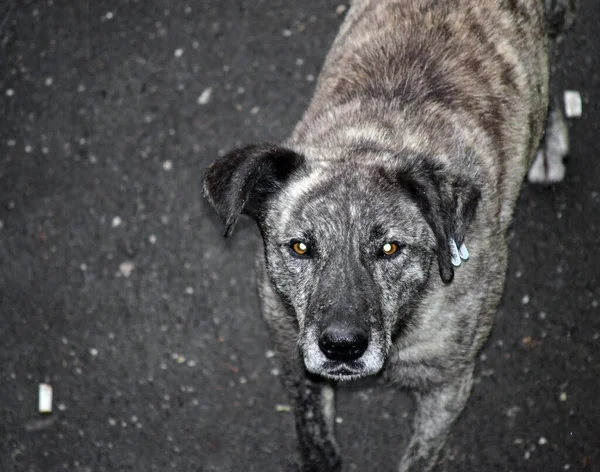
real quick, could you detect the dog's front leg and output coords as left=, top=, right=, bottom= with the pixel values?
left=284, top=369, right=341, bottom=472
left=399, top=369, right=473, bottom=472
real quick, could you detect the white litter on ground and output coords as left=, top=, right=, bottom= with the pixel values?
left=197, top=87, right=213, bottom=105
left=39, top=383, right=53, bottom=413
left=564, top=90, right=582, bottom=118
left=119, top=261, right=135, bottom=277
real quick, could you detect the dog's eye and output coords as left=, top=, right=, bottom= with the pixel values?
left=291, top=241, right=310, bottom=256
left=381, top=242, right=401, bottom=257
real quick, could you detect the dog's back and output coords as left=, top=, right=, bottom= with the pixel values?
left=291, top=0, right=548, bottom=225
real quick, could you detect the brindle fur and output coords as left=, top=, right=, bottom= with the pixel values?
left=203, top=1, right=575, bottom=471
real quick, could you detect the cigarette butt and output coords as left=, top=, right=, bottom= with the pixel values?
left=39, top=383, right=53, bottom=413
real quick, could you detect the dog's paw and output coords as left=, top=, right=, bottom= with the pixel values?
left=528, top=107, right=569, bottom=184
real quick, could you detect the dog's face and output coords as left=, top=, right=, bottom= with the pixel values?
left=261, top=164, right=434, bottom=380
left=203, top=143, right=480, bottom=381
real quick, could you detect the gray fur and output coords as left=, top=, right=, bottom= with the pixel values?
left=203, top=1, right=575, bottom=471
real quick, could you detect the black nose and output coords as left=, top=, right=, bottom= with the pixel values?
left=319, top=323, right=368, bottom=362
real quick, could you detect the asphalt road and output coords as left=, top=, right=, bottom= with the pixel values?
left=1, top=1, right=599, bottom=471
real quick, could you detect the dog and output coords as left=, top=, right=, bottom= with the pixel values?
left=203, top=1, right=575, bottom=470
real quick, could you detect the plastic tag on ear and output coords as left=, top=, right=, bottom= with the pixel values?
left=459, top=243, right=469, bottom=261
left=449, top=239, right=462, bottom=267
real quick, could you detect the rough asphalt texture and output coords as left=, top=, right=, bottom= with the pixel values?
left=1, top=1, right=598, bottom=471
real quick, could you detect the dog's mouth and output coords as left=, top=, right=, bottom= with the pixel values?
left=309, top=359, right=383, bottom=381
left=323, top=363, right=367, bottom=381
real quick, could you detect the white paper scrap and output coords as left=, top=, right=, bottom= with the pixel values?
left=39, top=383, right=53, bottom=413
left=564, top=90, right=582, bottom=118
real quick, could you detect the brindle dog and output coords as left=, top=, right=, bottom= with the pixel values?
left=203, top=1, right=575, bottom=470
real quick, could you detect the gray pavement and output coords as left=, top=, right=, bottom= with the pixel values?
left=1, top=1, right=599, bottom=471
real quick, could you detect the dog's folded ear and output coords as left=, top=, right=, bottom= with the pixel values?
left=203, top=143, right=306, bottom=237
left=398, top=158, right=481, bottom=284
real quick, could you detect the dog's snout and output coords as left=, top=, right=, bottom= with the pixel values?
left=319, top=323, right=368, bottom=362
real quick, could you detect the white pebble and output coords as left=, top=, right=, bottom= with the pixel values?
left=197, top=87, right=213, bottom=105
left=90, top=348, right=98, bottom=356
left=564, top=90, right=582, bottom=118
left=162, top=160, right=173, bottom=171
left=335, top=417, right=343, bottom=424
left=306, top=74, right=315, bottom=82
left=250, top=106, right=260, bottom=115
left=7, top=139, right=16, bottom=147
left=6, top=88, right=14, bottom=96
left=282, top=29, right=292, bottom=37
left=25, top=145, right=32, bottom=153
left=111, top=216, right=122, bottom=228
left=119, top=261, right=135, bottom=278
left=524, top=451, right=531, bottom=460
left=187, top=359, right=196, bottom=367
left=559, top=392, right=567, bottom=402
left=265, top=350, right=275, bottom=359
left=149, top=234, right=157, bottom=244
left=174, top=48, right=184, bottom=58
left=185, top=286, right=194, bottom=295
left=295, top=58, right=305, bottom=66
left=522, top=295, right=530, bottom=305
left=108, top=418, right=117, bottom=426
left=45, top=77, right=53, bottom=86
left=105, top=11, right=114, bottom=20
left=538, top=437, right=547, bottom=445
left=336, top=4, right=348, bottom=15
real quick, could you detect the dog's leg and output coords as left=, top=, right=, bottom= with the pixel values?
left=287, top=375, right=340, bottom=472
left=527, top=101, right=569, bottom=184
left=398, top=370, right=473, bottom=472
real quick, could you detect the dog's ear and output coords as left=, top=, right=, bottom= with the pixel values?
left=203, top=143, right=305, bottom=237
left=398, top=159, right=481, bottom=283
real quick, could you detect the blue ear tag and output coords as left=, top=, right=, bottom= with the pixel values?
left=459, top=243, right=469, bottom=261
left=449, top=238, right=462, bottom=267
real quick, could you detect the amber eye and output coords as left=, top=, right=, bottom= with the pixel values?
left=291, top=241, right=309, bottom=256
left=381, top=242, right=399, bottom=256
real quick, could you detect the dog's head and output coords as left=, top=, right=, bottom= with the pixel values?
left=203, top=143, right=480, bottom=381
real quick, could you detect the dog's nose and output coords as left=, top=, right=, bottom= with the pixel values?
left=319, top=323, right=368, bottom=362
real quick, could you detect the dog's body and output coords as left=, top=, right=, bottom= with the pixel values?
left=204, top=1, right=574, bottom=470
